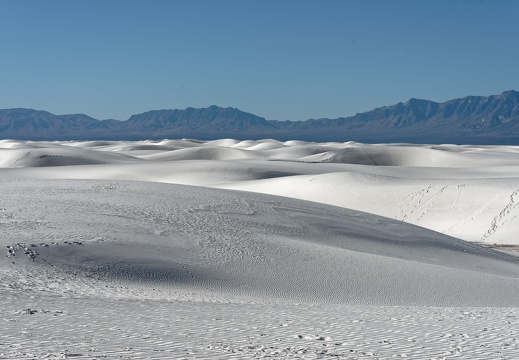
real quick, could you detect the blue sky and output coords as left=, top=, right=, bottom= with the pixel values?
left=1, top=0, right=518, bottom=121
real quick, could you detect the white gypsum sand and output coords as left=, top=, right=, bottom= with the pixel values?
left=1, top=139, right=519, bottom=359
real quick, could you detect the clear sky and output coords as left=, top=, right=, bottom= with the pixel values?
left=1, top=0, right=518, bottom=121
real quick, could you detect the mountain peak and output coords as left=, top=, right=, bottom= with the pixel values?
left=405, top=97, right=435, bottom=107
left=123, top=105, right=274, bottom=135
left=407, top=97, right=426, bottom=103
left=498, top=90, right=519, bottom=100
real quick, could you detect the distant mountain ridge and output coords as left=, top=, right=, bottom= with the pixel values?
left=271, top=90, right=519, bottom=143
left=1, top=91, right=519, bottom=144
left=124, top=105, right=276, bottom=134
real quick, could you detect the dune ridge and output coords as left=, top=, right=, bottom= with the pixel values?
left=2, top=139, right=519, bottom=358
left=2, top=178, right=519, bottom=306
left=2, top=139, right=519, bottom=244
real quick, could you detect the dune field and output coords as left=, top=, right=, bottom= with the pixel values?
left=1, top=139, right=519, bottom=359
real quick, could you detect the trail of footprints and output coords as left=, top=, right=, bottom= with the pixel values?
left=395, top=184, right=519, bottom=242
left=395, top=185, right=436, bottom=222
left=5, top=241, right=85, bottom=263
left=481, top=189, right=519, bottom=241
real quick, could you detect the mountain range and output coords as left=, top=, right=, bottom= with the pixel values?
left=1, top=90, right=518, bottom=144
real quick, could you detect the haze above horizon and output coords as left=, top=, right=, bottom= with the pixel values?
left=1, top=0, right=518, bottom=121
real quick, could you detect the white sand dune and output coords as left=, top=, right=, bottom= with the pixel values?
left=140, top=145, right=267, bottom=161
left=3, top=179, right=519, bottom=307
left=328, top=145, right=519, bottom=167
left=219, top=171, right=519, bottom=244
left=0, top=143, right=140, bottom=167
left=2, top=139, right=519, bottom=358
left=3, top=139, right=519, bottom=245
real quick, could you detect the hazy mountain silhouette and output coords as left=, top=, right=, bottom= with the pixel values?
left=1, top=91, right=518, bottom=144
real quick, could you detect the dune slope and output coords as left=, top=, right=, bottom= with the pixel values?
left=3, top=140, right=519, bottom=359
left=3, top=139, right=519, bottom=245
left=2, top=179, right=519, bottom=307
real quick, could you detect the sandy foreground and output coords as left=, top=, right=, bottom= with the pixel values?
left=1, top=139, right=519, bottom=359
